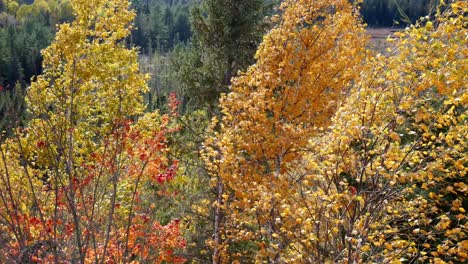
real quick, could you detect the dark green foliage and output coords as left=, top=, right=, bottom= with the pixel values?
left=132, top=0, right=192, bottom=54
left=0, top=3, right=53, bottom=133
left=173, top=0, right=273, bottom=111
left=174, top=12, right=191, bottom=43
left=0, top=83, right=26, bottom=136
left=0, top=25, right=24, bottom=88
left=361, top=0, right=439, bottom=26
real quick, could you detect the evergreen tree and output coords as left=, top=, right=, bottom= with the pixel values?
left=174, top=11, right=191, bottom=43
left=0, top=6, right=53, bottom=134
left=174, top=0, right=273, bottom=111
left=0, top=83, right=26, bottom=137
left=163, top=5, right=175, bottom=48
left=132, top=0, right=192, bottom=53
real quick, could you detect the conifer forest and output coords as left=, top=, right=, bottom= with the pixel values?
left=0, top=0, right=466, bottom=263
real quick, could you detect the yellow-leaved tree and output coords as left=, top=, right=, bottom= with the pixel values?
left=0, top=0, right=185, bottom=262
left=258, top=1, right=466, bottom=263
left=202, top=0, right=367, bottom=262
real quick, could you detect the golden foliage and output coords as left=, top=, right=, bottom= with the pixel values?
left=204, top=0, right=466, bottom=263
left=203, top=0, right=367, bottom=262
left=0, top=0, right=185, bottom=262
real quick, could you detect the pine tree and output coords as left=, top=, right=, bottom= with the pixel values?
left=174, top=0, right=272, bottom=111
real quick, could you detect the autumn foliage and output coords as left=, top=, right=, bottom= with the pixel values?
left=204, top=0, right=466, bottom=263
left=203, top=0, right=368, bottom=262
left=300, top=2, right=467, bottom=261
left=0, top=0, right=185, bottom=262
left=1, top=0, right=466, bottom=263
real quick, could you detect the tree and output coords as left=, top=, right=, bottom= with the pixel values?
left=0, top=0, right=56, bottom=136
left=0, top=0, right=186, bottom=262
left=353, top=2, right=467, bottom=261
left=167, top=0, right=276, bottom=261
left=163, top=5, right=175, bottom=48
left=0, top=0, right=5, bottom=12
left=173, top=11, right=191, bottom=43
left=132, top=0, right=192, bottom=54
left=202, top=1, right=466, bottom=263
left=0, top=83, right=26, bottom=137
left=202, top=0, right=367, bottom=262
left=174, top=0, right=272, bottom=111
left=299, top=2, right=467, bottom=259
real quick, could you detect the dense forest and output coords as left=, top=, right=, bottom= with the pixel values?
left=0, top=0, right=466, bottom=263
left=0, top=0, right=442, bottom=132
